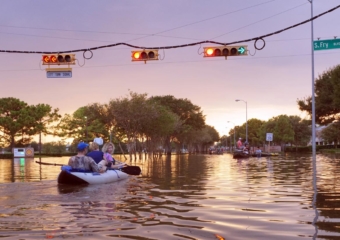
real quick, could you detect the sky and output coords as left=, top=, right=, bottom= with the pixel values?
left=1, top=0, right=340, bottom=141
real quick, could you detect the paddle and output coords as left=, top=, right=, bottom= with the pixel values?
left=119, top=166, right=141, bottom=175
left=35, top=161, right=63, bottom=166
left=35, top=161, right=141, bottom=175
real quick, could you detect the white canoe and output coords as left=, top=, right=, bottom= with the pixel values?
left=57, top=168, right=129, bottom=185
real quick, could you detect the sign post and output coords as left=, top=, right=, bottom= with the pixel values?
left=313, top=39, right=340, bottom=51
left=266, top=133, right=273, bottom=152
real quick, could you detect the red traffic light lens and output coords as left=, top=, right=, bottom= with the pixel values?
left=141, top=52, right=147, bottom=59
left=50, top=55, right=57, bottom=63
left=42, top=55, right=50, bottom=63
left=214, top=49, right=221, bottom=56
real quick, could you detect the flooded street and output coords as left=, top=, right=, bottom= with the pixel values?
left=0, top=153, right=339, bottom=239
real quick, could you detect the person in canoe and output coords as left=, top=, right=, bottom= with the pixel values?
left=243, top=142, right=250, bottom=154
left=237, top=138, right=243, bottom=149
left=68, top=142, right=106, bottom=173
left=86, top=142, right=104, bottom=164
left=99, top=142, right=127, bottom=170
left=255, top=146, right=262, bottom=157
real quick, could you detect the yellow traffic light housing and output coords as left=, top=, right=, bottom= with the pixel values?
left=42, top=54, right=76, bottom=65
left=203, top=46, right=248, bottom=58
left=131, top=50, right=159, bottom=62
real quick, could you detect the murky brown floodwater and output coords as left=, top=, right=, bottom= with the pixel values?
left=0, top=153, right=339, bottom=239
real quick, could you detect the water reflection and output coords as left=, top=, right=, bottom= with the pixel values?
left=0, top=154, right=339, bottom=239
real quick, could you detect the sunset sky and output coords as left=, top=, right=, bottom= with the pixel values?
left=1, top=0, right=340, bottom=140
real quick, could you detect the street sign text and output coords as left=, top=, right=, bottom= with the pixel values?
left=314, top=39, right=340, bottom=51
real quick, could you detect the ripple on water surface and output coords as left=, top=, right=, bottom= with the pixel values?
left=0, top=154, right=340, bottom=239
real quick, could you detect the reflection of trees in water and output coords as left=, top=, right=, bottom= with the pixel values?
left=246, top=153, right=340, bottom=238
left=311, top=154, right=340, bottom=236
left=143, top=154, right=208, bottom=191
left=0, top=158, right=44, bottom=183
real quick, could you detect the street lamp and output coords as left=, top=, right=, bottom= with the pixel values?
left=227, top=121, right=236, bottom=150
left=235, top=99, right=248, bottom=143
left=85, top=116, right=88, bottom=142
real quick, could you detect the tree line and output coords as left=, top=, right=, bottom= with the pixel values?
left=1, top=64, right=340, bottom=154
left=223, top=64, right=340, bottom=149
left=222, top=116, right=311, bottom=150
left=0, top=92, right=219, bottom=157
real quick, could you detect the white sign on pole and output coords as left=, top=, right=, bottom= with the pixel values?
left=46, top=67, right=72, bottom=78
left=266, top=133, right=273, bottom=141
left=47, top=71, right=72, bottom=78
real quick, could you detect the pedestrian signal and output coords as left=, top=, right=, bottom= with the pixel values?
left=131, top=50, right=159, bottom=62
left=42, top=54, right=76, bottom=65
left=203, top=46, right=248, bottom=58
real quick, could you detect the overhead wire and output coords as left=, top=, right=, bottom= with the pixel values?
left=0, top=3, right=339, bottom=54
left=209, top=2, right=308, bottom=40
left=123, top=0, right=278, bottom=43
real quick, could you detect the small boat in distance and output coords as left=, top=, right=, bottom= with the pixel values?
left=251, top=152, right=279, bottom=157
left=233, top=149, right=249, bottom=159
left=233, top=150, right=279, bottom=159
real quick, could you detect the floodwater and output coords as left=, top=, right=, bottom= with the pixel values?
left=0, top=153, right=339, bottom=239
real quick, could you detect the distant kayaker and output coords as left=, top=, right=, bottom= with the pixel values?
left=255, top=146, right=262, bottom=157
left=68, top=142, right=105, bottom=173
left=237, top=138, right=243, bottom=149
left=243, top=143, right=250, bottom=154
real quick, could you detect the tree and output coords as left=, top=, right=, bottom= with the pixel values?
left=288, top=116, right=311, bottom=148
left=321, top=122, right=340, bottom=148
left=274, top=115, right=295, bottom=146
left=151, top=95, right=206, bottom=155
left=57, top=107, right=90, bottom=143
left=0, top=98, right=60, bottom=148
left=240, top=118, right=265, bottom=146
left=0, top=98, right=29, bottom=148
left=108, top=92, right=151, bottom=159
left=298, top=65, right=340, bottom=124
left=141, top=101, right=180, bottom=155
left=260, top=115, right=294, bottom=149
left=31, top=104, right=61, bottom=153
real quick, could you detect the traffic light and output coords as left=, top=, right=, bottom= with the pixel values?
left=131, top=50, right=159, bottom=62
left=203, top=46, right=248, bottom=58
left=42, top=54, right=76, bottom=65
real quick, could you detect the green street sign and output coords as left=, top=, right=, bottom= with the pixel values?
left=314, top=39, right=340, bottom=51
left=238, top=47, right=246, bottom=54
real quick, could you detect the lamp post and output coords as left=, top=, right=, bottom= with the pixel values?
left=308, top=0, right=318, bottom=237
left=227, top=121, right=236, bottom=150
left=85, top=116, right=88, bottom=142
left=235, top=99, right=248, bottom=143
